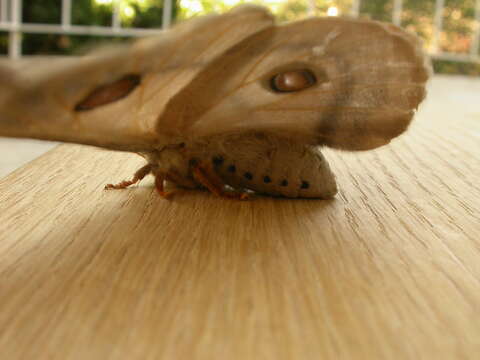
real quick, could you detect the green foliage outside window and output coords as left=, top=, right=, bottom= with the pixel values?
left=0, top=0, right=478, bottom=75
left=1, top=0, right=177, bottom=55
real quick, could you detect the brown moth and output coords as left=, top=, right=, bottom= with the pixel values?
left=0, top=5, right=430, bottom=199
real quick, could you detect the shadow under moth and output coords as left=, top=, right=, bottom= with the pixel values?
left=0, top=5, right=430, bottom=199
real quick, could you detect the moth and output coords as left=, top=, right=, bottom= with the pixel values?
left=0, top=5, right=429, bottom=199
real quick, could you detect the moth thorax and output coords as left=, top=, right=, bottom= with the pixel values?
left=156, top=146, right=189, bottom=175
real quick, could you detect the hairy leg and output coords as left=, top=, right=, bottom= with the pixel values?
left=105, top=163, right=152, bottom=190
left=154, top=173, right=175, bottom=198
left=193, top=162, right=248, bottom=200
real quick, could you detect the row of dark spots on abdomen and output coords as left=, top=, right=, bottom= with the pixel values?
left=212, top=156, right=309, bottom=189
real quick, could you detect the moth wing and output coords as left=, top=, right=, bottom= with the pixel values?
left=164, top=17, right=430, bottom=151
left=0, top=5, right=274, bottom=151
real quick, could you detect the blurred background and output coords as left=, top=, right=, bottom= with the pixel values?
left=0, top=0, right=479, bottom=75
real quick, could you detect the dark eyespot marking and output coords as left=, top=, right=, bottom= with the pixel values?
left=280, top=179, right=288, bottom=187
left=301, top=181, right=310, bottom=189
left=263, top=176, right=271, bottom=183
left=228, top=165, right=236, bottom=173
left=270, top=69, right=316, bottom=93
left=244, top=172, right=253, bottom=180
left=212, top=156, right=224, bottom=166
left=75, top=74, right=141, bottom=111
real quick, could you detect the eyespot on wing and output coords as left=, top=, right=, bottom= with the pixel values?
left=270, top=69, right=316, bottom=92
left=74, top=74, right=141, bottom=111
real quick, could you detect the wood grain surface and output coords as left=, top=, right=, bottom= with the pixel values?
left=0, top=76, right=479, bottom=359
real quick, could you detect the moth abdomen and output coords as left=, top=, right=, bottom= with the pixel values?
left=203, top=133, right=337, bottom=198
left=214, top=156, right=332, bottom=198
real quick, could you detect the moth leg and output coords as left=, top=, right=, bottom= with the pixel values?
left=192, top=162, right=249, bottom=200
left=154, top=173, right=174, bottom=198
left=165, top=170, right=198, bottom=189
left=105, top=163, right=152, bottom=190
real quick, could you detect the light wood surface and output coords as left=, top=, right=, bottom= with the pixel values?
left=0, top=75, right=479, bottom=359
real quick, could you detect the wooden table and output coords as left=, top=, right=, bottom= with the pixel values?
left=1, top=76, right=479, bottom=359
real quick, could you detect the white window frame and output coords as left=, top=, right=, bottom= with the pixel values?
left=0, top=0, right=479, bottom=63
